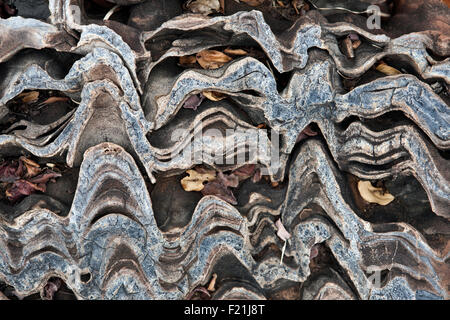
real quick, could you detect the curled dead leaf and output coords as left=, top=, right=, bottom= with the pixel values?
left=183, top=93, right=205, bottom=110
left=39, top=96, right=69, bottom=106
left=186, top=0, right=221, bottom=15
left=6, top=179, right=45, bottom=202
left=43, top=278, right=62, bottom=300
left=223, top=48, right=248, bottom=56
left=181, top=169, right=216, bottom=191
left=20, top=157, right=41, bottom=178
left=29, top=170, right=61, bottom=184
left=357, top=180, right=395, bottom=206
left=19, top=91, right=39, bottom=103
left=19, top=157, right=39, bottom=169
left=375, top=62, right=402, bottom=76
left=0, top=160, right=23, bottom=183
left=202, top=91, right=226, bottom=101
left=232, top=164, right=256, bottom=179
left=342, top=37, right=354, bottom=59
left=275, top=218, right=291, bottom=265
left=310, top=244, right=320, bottom=259
left=352, top=40, right=361, bottom=49
left=240, top=0, right=265, bottom=6
left=296, top=124, right=318, bottom=143
left=196, top=50, right=232, bottom=70
left=186, top=286, right=211, bottom=300
left=275, top=219, right=291, bottom=241
left=257, top=123, right=267, bottom=129
left=179, top=55, right=197, bottom=66
left=207, top=273, right=217, bottom=292
left=201, top=171, right=238, bottom=205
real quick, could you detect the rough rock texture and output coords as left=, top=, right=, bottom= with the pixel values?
left=0, top=0, right=448, bottom=300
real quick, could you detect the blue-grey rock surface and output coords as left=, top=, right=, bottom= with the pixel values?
left=0, top=0, right=448, bottom=300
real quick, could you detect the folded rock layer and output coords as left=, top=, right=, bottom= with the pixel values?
left=0, top=0, right=448, bottom=300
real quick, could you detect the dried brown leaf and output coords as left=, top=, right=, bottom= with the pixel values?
left=186, top=0, right=221, bottom=15
left=275, top=219, right=291, bottom=241
left=357, top=180, right=395, bottom=206
left=223, top=48, right=248, bottom=56
left=181, top=169, right=216, bottom=192
left=182, top=93, right=205, bottom=110
left=296, top=125, right=318, bottom=143
left=232, top=164, right=256, bottom=179
left=257, top=123, right=267, bottom=129
left=39, top=96, right=69, bottom=106
left=375, top=62, right=402, bottom=76
left=43, top=278, right=62, bottom=300
left=196, top=50, right=232, bottom=70
left=19, top=91, right=39, bottom=103
left=29, top=169, right=61, bottom=184
left=5, top=180, right=44, bottom=202
left=241, top=0, right=265, bottom=6
left=0, top=161, right=22, bottom=183
left=352, top=40, right=361, bottom=49
left=179, top=55, right=197, bottom=66
left=207, top=273, right=217, bottom=292
left=201, top=172, right=238, bottom=205
left=186, top=286, right=211, bottom=300
left=342, top=37, right=354, bottom=59
left=202, top=91, right=226, bottom=101
left=19, top=157, right=39, bottom=168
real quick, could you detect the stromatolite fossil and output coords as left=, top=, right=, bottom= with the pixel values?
left=0, top=0, right=448, bottom=300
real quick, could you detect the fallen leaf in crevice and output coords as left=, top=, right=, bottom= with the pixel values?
left=0, top=0, right=17, bottom=18
left=357, top=180, right=395, bottom=206
left=38, top=96, right=69, bottom=106
left=232, top=164, right=256, bottom=179
left=201, top=171, right=238, bottom=205
left=217, top=171, right=239, bottom=188
left=185, top=286, right=211, bottom=300
left=43, top=278, right=62, bottom=300
left=223, top=48, right=248, bottom=56
left=310, top=244, right=320, bottom=259
left=202, top=91, right=226, bottom=101
left=240, top=0, right=266, bottom=6
left=0, top=157, right=61, bottom=202
left=179, top=55, right=197, bottom=67
left=348, top=33, right=360, bottom=41
left=0, top=161, right=23, bottom=183
left=342, top=37, right=354, bottom=58
left=375, top=61, right=402, bottom=76
left=18, top=91, right=39, bottom=104
left=196, top=50, right=232, bottom=70
left=252, top=168, right=262, bottom=183
left=207, top=273, right=217, bottom=292
left=5, top=180, right=45, bottom=202
left=186, top=0, right=221, bottom=15
left=20, top=156, right=41, bottom=178
left=296, top=124, right=318, bottom=143
left=29, top=169, right=62, bottom=184
left=181, top=168, right=216, bottom=192
left=348, top=33, right=362, bottom=49
left=352, top=39, right=361, bottom=49
left=257, top=123, right=267, bottom=129
left=275, top=219, right=291, bottom=241
left=231, top=164, right=264, bottom=183
left=292, top=0, right=309, bottom=15
left=182, top=93, right=205, bottom=110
